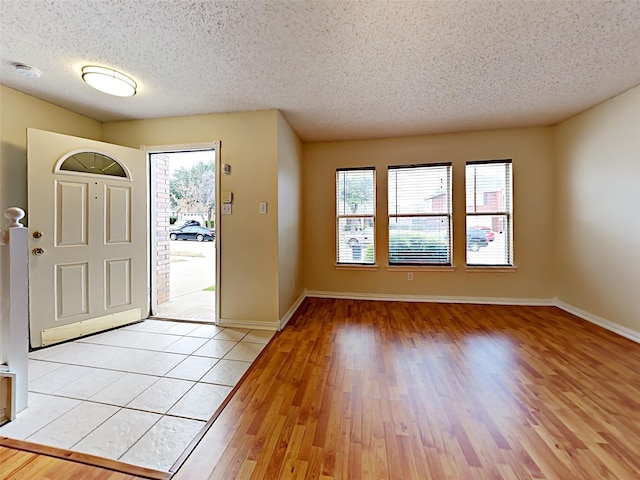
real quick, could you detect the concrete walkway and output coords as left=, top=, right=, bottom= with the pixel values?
left=155, top=240, right=216, bottom=323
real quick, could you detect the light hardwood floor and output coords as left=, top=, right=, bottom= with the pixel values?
left=4, top=299, right=640, bottom=479
left=0, top=443, right=154, bottom=479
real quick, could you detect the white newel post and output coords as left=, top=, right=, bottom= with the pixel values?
left=1, top=207, right=29, bottom=417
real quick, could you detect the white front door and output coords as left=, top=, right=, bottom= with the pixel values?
left=27, top=129, right=149, bottom=348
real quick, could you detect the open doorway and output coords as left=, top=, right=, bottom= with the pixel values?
left=149, top=147, right=218, bottom=323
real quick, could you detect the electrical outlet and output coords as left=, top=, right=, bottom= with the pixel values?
left=407, top=272, right=413, bottom=281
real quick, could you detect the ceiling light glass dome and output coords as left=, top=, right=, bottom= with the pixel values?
left=82, top=66, right=137, bottom=97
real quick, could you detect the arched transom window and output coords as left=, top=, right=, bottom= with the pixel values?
left=58, top=152, right=128, bottom=178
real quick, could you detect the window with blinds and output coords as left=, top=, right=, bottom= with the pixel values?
left=336, top=168, right=376, bottom=264
left=388, top=163, right=452, bottom=265
left=465, top=160, right=513, bottom=266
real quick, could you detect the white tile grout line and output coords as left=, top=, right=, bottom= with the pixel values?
left=8, top=320, right=271, bottom=471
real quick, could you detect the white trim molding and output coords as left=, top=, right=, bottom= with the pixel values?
left=279, top=292, right=306, bottom=330
left=555, top=300, right=640, bottom=345
left=305, top=290, right=554, bottom=306
left=284, top=291, right=640, bottom=346
left=218, top=318, right=279, bottom=331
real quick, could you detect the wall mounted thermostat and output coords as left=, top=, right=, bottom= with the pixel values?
left=222, top=191, right=233, bottom=203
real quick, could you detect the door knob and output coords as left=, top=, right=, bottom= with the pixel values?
left=32, top=248, right=45, bottom=256
left=32, top=231, right=43, bottom=239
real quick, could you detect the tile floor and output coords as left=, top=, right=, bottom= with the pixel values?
left=0, top=319, right=274, bottom=472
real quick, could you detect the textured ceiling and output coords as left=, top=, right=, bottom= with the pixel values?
left=1, top=0, right=639, bottom=142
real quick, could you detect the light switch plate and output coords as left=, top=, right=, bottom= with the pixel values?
left=259, top=201, right=268, bottom=214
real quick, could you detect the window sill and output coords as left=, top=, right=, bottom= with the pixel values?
left=335, top=264, right=380, bottom=271
left=386, top=265, right=457, bottom=272
left=465, top=266, right=518, bottom=273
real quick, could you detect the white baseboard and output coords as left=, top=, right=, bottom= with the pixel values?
left=304, top=290, right=554, bottom=306
left=279, top=292, right=306, bottom=330
left=218, top=293, right=307, bottom=332
left=218, top=318, right=279, bottom=331
left=555, top=300, right=640, bottom=345
left=283, top=291, right=640, bottom=346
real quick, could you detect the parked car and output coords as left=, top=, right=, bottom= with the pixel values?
left=346, top=227, right=374, bottom=247
left=172, top=219, right=201, bottom=229
left=170, top=225, right=215, bottom=242
left=467, top=226, right=489, bottom=251
left=477, top=226, right=495, bottom=242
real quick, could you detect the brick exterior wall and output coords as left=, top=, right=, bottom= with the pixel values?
left=155, top=154, right=171, bottom=304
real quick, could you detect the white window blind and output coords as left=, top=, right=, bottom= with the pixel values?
left=388, top=163, right=452, bottom=265
left=465, top=160, right=513, bottom=266
left=336, top=168, right=376, bottom=264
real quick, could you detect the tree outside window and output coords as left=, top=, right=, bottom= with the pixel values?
left=171, top=160, right=215, bottom=228
left=336, top=168, right=376, bottom=264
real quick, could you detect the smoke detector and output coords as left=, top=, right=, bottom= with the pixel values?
left=14, top=63, right=41, bottom=79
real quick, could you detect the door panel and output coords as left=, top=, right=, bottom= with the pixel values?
left=28, top=129, right=148, bottom=348
left=56, top=181, right=89, bottom=246
left=105, top=258, right=131, bottom=308
left=105, top=185, right=131, bottom=243
left=56, top=263, right=89, bottom=318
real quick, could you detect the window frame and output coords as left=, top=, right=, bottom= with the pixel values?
left=387, top=162, right=453, bottom=267
left=465, top=159, right=513, bottom=267
left=335, top=167, right=376, bottom=266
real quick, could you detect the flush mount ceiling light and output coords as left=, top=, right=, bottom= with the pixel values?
left=81, top=66, right=137, bottom=97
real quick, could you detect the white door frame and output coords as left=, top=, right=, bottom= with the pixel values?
left=144, top=142, right=221, bottom=325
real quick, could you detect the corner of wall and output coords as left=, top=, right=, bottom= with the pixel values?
left=277, top=112, right=304, bottom=320
left=552, top=85, right=640, bottom=335
left=555, top=299, right=640, bottom=345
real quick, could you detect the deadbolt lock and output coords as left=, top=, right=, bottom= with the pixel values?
left=32, top=248, right=45, bottom=256
left=32, top=231, right=43, bottom=239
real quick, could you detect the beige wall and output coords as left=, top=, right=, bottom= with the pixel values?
left=103, top=110, right=285, bottom=328
left=277, top=112, right=304, bottom=319
left=554, top=85, right=640, bottom=333
left=0, top=86, right=102, bottom=343
left=0, top=86, right=102, bottom=216
left=0, top=95, right=302, bottom=331
left=303, top=127, right=555, bottom=300
left=1, top=81, right=637, bottom=341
